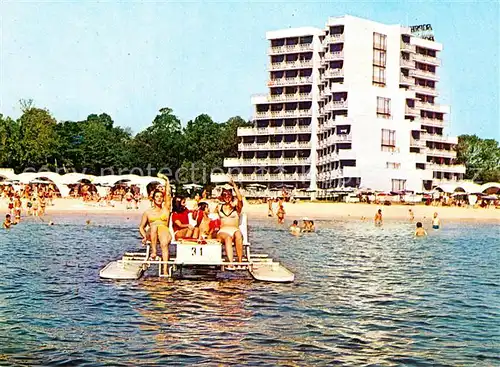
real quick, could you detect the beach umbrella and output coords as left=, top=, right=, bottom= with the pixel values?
left=29, top=179, right=51, bottom=184
left=482, top=194, right=498, bottom=200
left=183, top=183, right=203, bottom=190
left=247, top=183, right=266, bottom=189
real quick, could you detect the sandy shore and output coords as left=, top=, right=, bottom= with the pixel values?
left=1, top=198, right=499, bottom=223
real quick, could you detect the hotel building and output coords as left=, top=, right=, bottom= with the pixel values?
left=212, top=15, right=465, bottom=196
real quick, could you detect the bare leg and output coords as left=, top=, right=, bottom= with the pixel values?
left=150, top=226, right=159, bottom=258
left=218, top=232, right=234, bottom=267
left=158, top=228, right=172, bottom=275
left=175, top=228, right=189, bottom=240
left=192, top=227, right=200, bottom=239
left=234, top=230, right=243, bottom=262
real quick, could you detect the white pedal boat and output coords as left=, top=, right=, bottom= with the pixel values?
left=100, top=214, right=294, bottom=283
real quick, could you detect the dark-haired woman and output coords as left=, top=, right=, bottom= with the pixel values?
left=139, top=174, right=172, bottom=273
left=172, top=196, right=195, bottom=240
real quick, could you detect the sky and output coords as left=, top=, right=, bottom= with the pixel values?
left=1, top=0, right=499, bottom=139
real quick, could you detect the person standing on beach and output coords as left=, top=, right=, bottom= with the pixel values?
left=374, top=209, right=383, bottom=226
left=408, top=209, right=414, bottom=222
left=267, top=198, right=274, bottom=217
left=276, top=199, right=285, bottom=224
left=432, top=212, right=441, bottom=229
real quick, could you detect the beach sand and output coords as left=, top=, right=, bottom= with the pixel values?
left=2, top=198, right=498, bottom=223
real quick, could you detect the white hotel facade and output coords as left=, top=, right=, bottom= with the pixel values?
left=212, top=15, right=465, bottom=196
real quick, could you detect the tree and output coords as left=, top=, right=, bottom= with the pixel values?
left=18, top=107, right=59, bottom=169
left=457, top=134, right=500, bottom=183
left=131, top=107, right=184, bottom=178
left=0, top=114, right=21, bottom=169
left=219, top=116, right=251, bottom=158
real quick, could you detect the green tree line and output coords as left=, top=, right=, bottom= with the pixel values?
left=456, top=135, right=500, bottom=183
left=0, top=102, right=498, bottom=183
left=0, top=102, right=250, bottom=184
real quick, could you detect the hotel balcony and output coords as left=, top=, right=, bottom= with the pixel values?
left=411, top=84, right=439, bottom=96
left=323, top=51, right=344, bottom=62
left=267, top=76, right=313, bottom=87
left=400, top=75, right=414, bottom=85
left=401, top=41, right=416, bottom=53
left=237, top=125, right=312, bottom=136
left=269, top=60, right=313, bottom=71
left=319, top=116, right=352, bottom=132
left=405, top=106, right=419, bottom=116
left=426, top=148, right=457, bottom=158
left=411, top=152, right=427, bottom=164
left=268, top=93, right=313, bottom=103
left=322, top=34, right=344, bottom=45
left=421, top=133, right=458, bottom=144
left=318, top=153, right=337, bottom=165
left=317, top=169, right=344, bottom=181
left=419, top=117, right=445, bottom=128
left=415, top=101, right=448, bottom=113
left=324, top=100, right=347, bottom=111
left=235, top=172, right=311, bottom=182
left=410, top=69, right=440, bottom=81
left=224, top=157, right=311, bottom=167
left=413, top=53, right=441, bottom=66
left=254, top=109, right=312, bottom=119
left=323, top=68, right=344, bottom=79
left=318, top=133, right=352, bottom=148
left=400, top=58, right=415, bottom=69
left=338, top=149, right=356, bottom=160
left=427, top=163, right=466, bottom=174
left=432, top=177, right=463, bottom=185
left=410, top=138, right=426, bottom=148
left=268, top=43, right=314, bottom=55
left=238, top=141, right=312, bottom=151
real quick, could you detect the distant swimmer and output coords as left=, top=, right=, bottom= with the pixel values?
left=432, top=212, right=441, bottom=229
left=3, top=214, right=12, bottom=229
left=408, top=209, right=414, bottom=222
left=308, top=220, right=315, bottom=232
left=374, top=209, right=383, bottom=226
left=289, top=220, right=301, bottom=235
left=415, top=222, right=427, bottom=237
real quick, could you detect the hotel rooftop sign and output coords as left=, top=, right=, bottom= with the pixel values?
left=410, top=24, right=435, bottom=41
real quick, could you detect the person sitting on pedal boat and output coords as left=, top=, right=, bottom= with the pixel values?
left=139, top=174, right=172, bottom=274
left=172, top=196, right=196, bottom=240
left=215, top=177, right=244, bottom=270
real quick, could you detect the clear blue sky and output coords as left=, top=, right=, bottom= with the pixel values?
left=1, top=0, right=498, bottom=139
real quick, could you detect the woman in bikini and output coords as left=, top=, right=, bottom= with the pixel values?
left=215, top=177, right=244, bottom=270
left=276, top=199, right=285, bottom=224
left=139, top=174, right=172, bottom=274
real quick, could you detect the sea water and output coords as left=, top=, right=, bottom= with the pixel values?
left=0, top=215, right=498, bottom=366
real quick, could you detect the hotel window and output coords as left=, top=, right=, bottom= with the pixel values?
left=373, top=49, right=386, bottom=67
left=381, top=129, right=396, bottom=150
left=386, top=162, right=401, bottom=169
left=377, top=97, right=391, bottom=118
left=373, top=32, right=387, bottom=50
left=392, top=179, right=406, bottom=191
left=373, top=66, right=386, bottom=86
left=373, top=32, right=387, bottom=86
